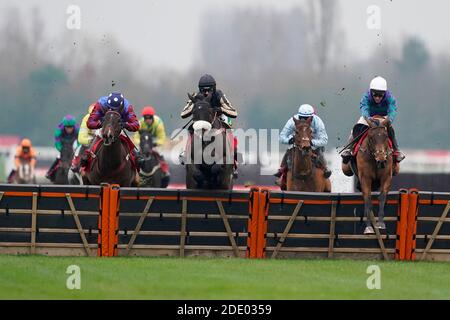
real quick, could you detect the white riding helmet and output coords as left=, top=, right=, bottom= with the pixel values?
left=370, top=76, right=387, bottom=91
left=298, top=104, right=315, bottom=117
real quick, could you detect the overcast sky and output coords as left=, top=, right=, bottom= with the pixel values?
left=2, top=0, right=450, bottom=71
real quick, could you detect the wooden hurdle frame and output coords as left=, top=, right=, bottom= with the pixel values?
left=0, top=185, right=449, bottom=261
left=0, top=186, right=102, bottom=256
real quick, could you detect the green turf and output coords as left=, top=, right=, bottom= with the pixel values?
left=0, top=255, right=449, bottom=299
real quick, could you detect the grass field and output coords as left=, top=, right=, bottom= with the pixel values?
left=0, top=255, right=449, bottom=299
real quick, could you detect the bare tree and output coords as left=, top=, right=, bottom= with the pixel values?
left=306, top=0, right=338, bottom=73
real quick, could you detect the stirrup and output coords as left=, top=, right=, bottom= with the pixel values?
left=323, top=169, right=332, bottom=179
left=341, top=151, right=352, bottom=164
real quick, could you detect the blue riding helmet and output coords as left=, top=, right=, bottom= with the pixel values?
left=105, top=92, right=125, bottom=110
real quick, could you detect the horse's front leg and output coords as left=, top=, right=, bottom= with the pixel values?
left=360, top=178, right=374, bottom=234
left=377, top=178, right=391, bottom=230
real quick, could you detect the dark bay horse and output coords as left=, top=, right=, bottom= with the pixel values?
left=287, top=117, right=331, bottom=192
left=83, top=110, right=138, bottom=187
left=355, top=116, right=393, bottom=234
left=138, top=131, right=165, bottom=188
left=185, top=93, right=234, bottom=190
left=54, top=138, right=75, bottom=185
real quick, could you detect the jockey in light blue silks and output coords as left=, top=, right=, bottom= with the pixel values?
left=340, top=76, right=405, bottom=171
left=274, top=104, right=332, bottom=190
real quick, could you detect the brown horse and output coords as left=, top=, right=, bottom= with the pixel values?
left=286, top=117, right=331, bottom=192
left=185, top=93, right=234, bottom=190
left=355, top=116, right=393, bottom=234
left=83, top=111, right=138, bottom=187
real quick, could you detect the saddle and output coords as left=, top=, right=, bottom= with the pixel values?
left=84, top=135, right=137, bottom=173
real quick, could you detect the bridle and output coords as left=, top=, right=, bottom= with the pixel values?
left=365, top=126, right=392, bottom=163
left=102, top=110, right=121, bottom=145
left=293, top=124, right=312, bottom=155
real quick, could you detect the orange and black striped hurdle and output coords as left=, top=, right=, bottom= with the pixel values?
left=0, top=184, right=449, bottom=261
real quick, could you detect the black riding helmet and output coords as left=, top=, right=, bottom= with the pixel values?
left=198, top=74, right=216, bottom=93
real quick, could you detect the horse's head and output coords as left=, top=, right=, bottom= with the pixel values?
left=366, top=116, right=392, bottom=168
left=102, top=110, right=122, bottom=146
left=293, top=117, right=313, bottom=155
left=189, top=93, right=218, bottom=135
left=139, top=130, right=155, bottom=156
left=60, top=138, right=76, bottom=163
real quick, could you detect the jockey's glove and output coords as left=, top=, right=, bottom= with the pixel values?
left=288, top=137, right=294, bottom=145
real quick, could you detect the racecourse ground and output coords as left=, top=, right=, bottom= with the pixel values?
left=0, top=255, right=449, bottom=299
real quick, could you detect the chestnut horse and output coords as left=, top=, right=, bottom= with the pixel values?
left=83, top=110, right=138, bottom=187
left=355, top=116, right=393, bottom=234
left=287, top=117, right=331, bottom=192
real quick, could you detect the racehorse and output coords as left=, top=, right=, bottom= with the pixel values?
left=185, top=93, right=234, bottom=190
left=138, top=131, right=165, bottom=188
left=83, top=110, right=138, bottom=187
left=54, top=138, right=75, bottom=185
left=14, top=160, right=36, bottom=184
left=286, top=117, right=331, bottom=192
left=346, top=116, right=394, bottom=234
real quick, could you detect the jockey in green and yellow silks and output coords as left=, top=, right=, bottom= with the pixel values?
left=133, top=106, right=167, bottom=147
left=133, top=106, right=170, bottom=187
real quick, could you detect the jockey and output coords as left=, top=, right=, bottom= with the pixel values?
left=45, top=115, right=80, bottom=180
left=7, top=139, right=37, bottom=183
left=85, top=92, right=140, bottom=168
left=133, top=106, right=170, bottom=186
left=275, top=104, right=332, bottom=190
left=181, top=74, right=237, bottom=121
left=70, top=103, right=96, bottom=173
left=340, top=76, right=405, bottom=167
left=180, top=74, right=239, bottom=176
left=133, top=106, right=167, bottom=146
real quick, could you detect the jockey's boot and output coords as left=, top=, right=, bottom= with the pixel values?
left=161, top=173, right=170, bottom=188
left=7, top=170, right=16, bottom=184
left=274, top=151, right=289, bottom=178
left=387, top=125, right=405, bottom=163
left=341, top=148, right=352, bottom=164
left=275, top=166, right=287, bottom=190
left=340, top=133, right=354, bottom=165
left=315, top=148, right=332, bottom=179
left=274, top=168, right=283, bottom=178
